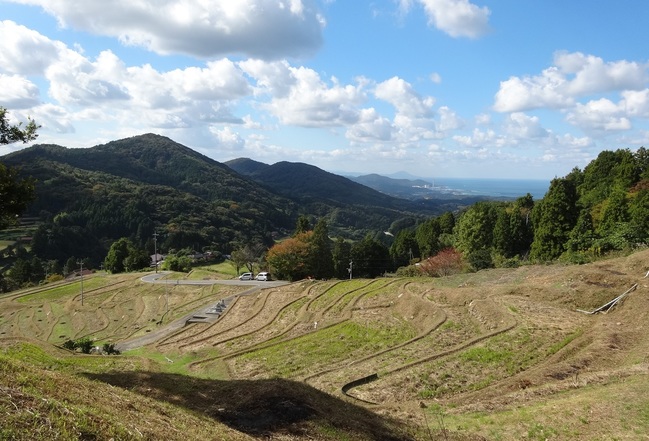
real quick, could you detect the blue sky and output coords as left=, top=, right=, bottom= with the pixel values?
left=1, top=1, right=649, bottom=180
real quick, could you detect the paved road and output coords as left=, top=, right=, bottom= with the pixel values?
left=115, top=273, right=289, bottom=352
left=140, top=272, right=288, bottom=289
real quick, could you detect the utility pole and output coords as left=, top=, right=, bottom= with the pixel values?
left=348, top=260, right=353, bottom=280
left=77, top=260, right=84, bottom=306
left=153, top=231, right=158, bottom=273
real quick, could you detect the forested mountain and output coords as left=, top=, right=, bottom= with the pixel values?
left=227, top=159, right=412, bottom=208
left=1, top=134, right=297, bottom=266
left=225, top=158, right=450, bottom=237
left=0, top=134, right=436, bottom=271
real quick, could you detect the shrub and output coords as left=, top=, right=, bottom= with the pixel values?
left=395, top=265, right=423, bottom=277
left=419, top=248, right=463, bottom=277
left=75, top=337, right=94, bottom=354
left=102, top=343, right=120, bottom=355
left=62, top=339, right=77, bottom=351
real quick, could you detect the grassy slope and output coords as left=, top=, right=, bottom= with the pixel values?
left=1, top=250, right=649, bottom=440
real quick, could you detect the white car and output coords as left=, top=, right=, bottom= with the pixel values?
left=238, top=272, right=253, bottom=280
left=255, top=272, right=270, bottom=281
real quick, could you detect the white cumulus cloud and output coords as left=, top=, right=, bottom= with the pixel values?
left=399, top=0, right=491, bottom=38
left=5, top=0, right=325, bottom=59
left=493, top=51, right=649, bottom=113
left=0, top=74, right=40, bottom=108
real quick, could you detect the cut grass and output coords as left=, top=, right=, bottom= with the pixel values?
left=16, top=276, right=110, bottom=303
left=236, top=319, right=417, bottom=378
left=441, top=375, right=649, bottom=440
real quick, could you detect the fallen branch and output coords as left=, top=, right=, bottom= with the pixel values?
left=577, top=283, right=638, bottom=315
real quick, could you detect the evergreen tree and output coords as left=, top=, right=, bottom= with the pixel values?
left=492, top=207, right=512, bottom=257
left=0, top=163, right=35, bottom=229
left=294, top=215, right=311, bottom=236
left=30, top=257, right=45, bottom=284
left=309, top=219, right=334, bottom=279
left=509, top=194, right=534, bottom=257
left=598, top=186, right=629, bottom=235
left=567, top=209, right=597, bottom=252
left=332, top=237, right=351, bottom=279
left=390, top=229, right=418, bottom=268
left=530, top=178, right=578, bottom=261
left=9, top=258, right=31, bottom=286
left=350, top=235, right=391, bottom=278
left=629, top=188, right=649, bottom=243
left=635, top=146, right=649, bottom=180
left=438, top=211, right=456, bottom=235
left=415, top=217, right=441, bottom=258
left=454, top=202, right=497, bottom=253
left=63, top=256, right=77, bottom=276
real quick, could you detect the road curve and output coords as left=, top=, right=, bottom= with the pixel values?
left=140, top=272, right=288, bottom=289
left=115, top=273, right=289, bottom=351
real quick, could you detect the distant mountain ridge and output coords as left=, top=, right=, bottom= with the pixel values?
left=348, top=173, right=433, bottom=200
left=2, top=135, right=457, bottom=263
left=225, top=158, right=414, bottom=209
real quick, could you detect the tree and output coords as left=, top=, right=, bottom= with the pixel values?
left=0, top=108, right=39, bottom=229
left=104, top=238, right=131, bottom=273
left=567, top=209, right=597, bottom=252
left=63, top=256, right=78, bottom=276
left=0, top=107, right=39, bottom=145
left=266, top=232, right=312, bottom=281
left=309, top=219, right=334, bottom=279
left=492, top=207, right=512, bottom=257
left=390, top=229, right=418, bottom=268
left=419, top=248, right=463, bottom=277
left=162, top=254, right=192, bottom=272
left=294, top=215, right=311, bottom=236
left=453, top=202, right=498, bottom=269
left=530, top=178, right=579, bottom=261
left=509, top=194, right=534, bottom=257
left=332, top=237, right=351, bottom=279
left=629, top=188, right=649, bottom=243
left=8, top=258, right=31, bottom=286
left=104, top=238, right=148, bottom=273
left=415, top=217, right=441, bottom=259
left=350, top=235, right=391, bottom=278
left=438, top=211, right=455, bottom=235
left=0, top=163, right=36, bottom=229
left=231, top=243, right=266, bottom=274
left=598, top=186, right=629, bottom=234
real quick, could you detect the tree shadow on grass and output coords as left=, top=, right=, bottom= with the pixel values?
left=84, top=371, right=416, bottom=440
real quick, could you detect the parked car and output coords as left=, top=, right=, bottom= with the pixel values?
left=239, top=272, right=253, bottom=280
left=255, top=272, right=270, bottom=281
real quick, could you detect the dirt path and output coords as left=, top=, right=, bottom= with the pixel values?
left=115, top=275, right=289, bottom=352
